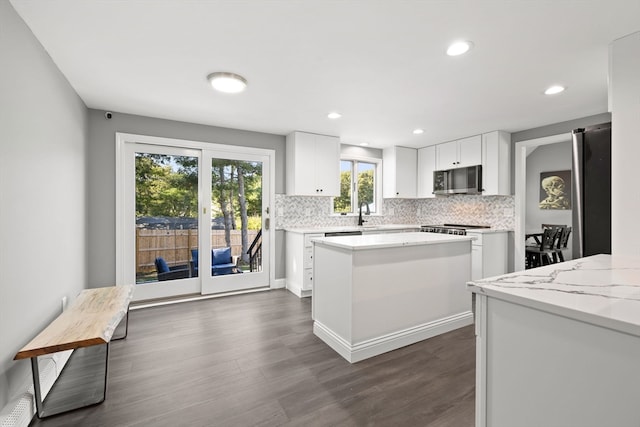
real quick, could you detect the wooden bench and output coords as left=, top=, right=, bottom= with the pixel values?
left=14, top=285, right=134, bottom=418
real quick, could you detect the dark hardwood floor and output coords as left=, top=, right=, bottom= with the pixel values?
left=30, top=289, right=475, bottom=427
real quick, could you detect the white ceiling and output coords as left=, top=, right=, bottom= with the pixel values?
left=10, top=0, right=640, bottom=148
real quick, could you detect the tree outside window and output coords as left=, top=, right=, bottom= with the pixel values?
left=334, top=159, right=377, bottom=214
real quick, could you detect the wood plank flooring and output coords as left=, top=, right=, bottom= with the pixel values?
left=30, top=289, right=475, bottom=427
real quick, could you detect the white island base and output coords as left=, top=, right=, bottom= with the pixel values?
left=312, top=232, right=473, bottom=363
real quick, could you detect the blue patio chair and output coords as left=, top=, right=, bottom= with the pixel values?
left=155, top=257, right=190, bottom=281
left=190, top=248, right=241, bottom=277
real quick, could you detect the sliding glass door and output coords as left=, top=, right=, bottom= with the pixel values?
left=117, top=134, right=272, bottom=302
left=200, top=150, right=270, bottom=294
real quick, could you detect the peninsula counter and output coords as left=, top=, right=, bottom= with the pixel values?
left=468, top=254, right=640, bottom=427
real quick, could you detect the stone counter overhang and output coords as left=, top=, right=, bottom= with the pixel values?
left=467, top=254, right=640, bottom=337
left=311, top=231, right=473, bottom=251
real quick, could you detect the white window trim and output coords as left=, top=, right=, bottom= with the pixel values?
left=332, top=154, right=382, bottom=216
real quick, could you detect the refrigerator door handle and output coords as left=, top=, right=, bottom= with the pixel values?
left=572, top=129, right=585, bottom=259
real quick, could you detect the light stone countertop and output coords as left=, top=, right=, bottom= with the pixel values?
left=284, top=224, right=420, bottom=234
left=311, top=231, right=473, bottom=251
left=467, top=254, right=640, bottom=337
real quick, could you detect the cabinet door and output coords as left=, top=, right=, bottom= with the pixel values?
left=314, top=135, right=340, bottom=196
left=417, top=146, right=436, bottom=198
left=395, top=147, right=417, bottom=197
left=471, top=245, right=483, bottom=280
left=458, top=135, right=482, bottom=167
left=286, top=132, right=340, bottom=196
left=294, top=133, right=317, bottom=195
left=481, top=131, right=511, bottom=195
left=436, top=140, right=458, bottom=169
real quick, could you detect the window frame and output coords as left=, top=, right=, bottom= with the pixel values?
left=333, top=155, right=382, bottom=215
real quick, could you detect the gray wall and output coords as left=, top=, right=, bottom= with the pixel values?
left=510, top=112, right=612, bottom=192
left=86, top=110, right=287, bottom=287
left=0, top=2, right=89, bottom=409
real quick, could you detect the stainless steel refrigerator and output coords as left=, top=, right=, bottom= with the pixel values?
left=571, top=122, right=611, bottom=259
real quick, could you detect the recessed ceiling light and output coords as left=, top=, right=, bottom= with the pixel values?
left=544, top=85, right=566, bottom=95
left=413, top=128, right=425, bottom=135
left=360, top=142, right=369, bottom=146
left=447, top=41, right=473, bottom=56
left=207, top=72, right=247, bottom=93
left=327, top=112, right=342, bottom=119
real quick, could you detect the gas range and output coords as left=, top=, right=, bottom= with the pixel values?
left=420, top=224, right=491, bottom=236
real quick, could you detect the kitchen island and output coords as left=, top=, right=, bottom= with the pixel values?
left=312, top=232, right=473, bottom=363
left=468, top=254, right=640, bottom=427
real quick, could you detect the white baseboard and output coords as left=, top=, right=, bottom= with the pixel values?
left=272, top=278, right=286, bottom=289
left=285, top=281, right=312, bottom=298
left=0, top=350, right=72, bottom=427
left=313, top=311, right=474, bottom=363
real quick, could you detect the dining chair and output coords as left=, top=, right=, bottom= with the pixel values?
left=552, top=226, right=572, bottom=262
left=525, top=227, right=559, bottom=268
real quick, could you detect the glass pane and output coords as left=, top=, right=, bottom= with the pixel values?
left=135, top=153, right=198, bottom=284
left=210, top=158, right=263, bottom=276
left=357, top=162, right=376, bottom=213
left=335, top=160, right=353, bottom=213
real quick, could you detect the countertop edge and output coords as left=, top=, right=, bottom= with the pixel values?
left=468, top=283, right=640, bottom=338
left=312, top=234, right=473, bottom=250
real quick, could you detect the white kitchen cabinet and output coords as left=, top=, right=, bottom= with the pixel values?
left=466, top=230, right=508, bottom=280
left=286, top=227, right=420, bottom=298
left=481, top=131, right=511, bottom=195
left=383, top=146, right=417, bottom=198
left=417, top=145, right=436, bottom=198
left=286, top=131, right=340, bottom=196
left=435, top=135, right=482, bottom=170
left=286, top=231, right=322, bottom=298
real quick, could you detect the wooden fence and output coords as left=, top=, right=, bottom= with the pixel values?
left=136, top=229, right=259, bottom=273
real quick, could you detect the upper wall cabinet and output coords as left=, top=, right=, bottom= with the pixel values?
left=481, top=131, right=511, bottom=195
left=435, top=135, right=482, bottom=170
left=417, top=145, right=436, bottom=198
left=286, top=131, right=340, bottom=196
left=383, top=146, right=417, bottom=198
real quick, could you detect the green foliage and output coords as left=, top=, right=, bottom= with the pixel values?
left=136, top=154, right=264, bottom=230
left=358, top=170, right=374, bottom=204
left=333, top=165, right=375, bottom=213
left=334, top=170, right=352, bottom=213
left=135, top=154, right=198, bottom=217
left=246, top=216, right=262, bottom=230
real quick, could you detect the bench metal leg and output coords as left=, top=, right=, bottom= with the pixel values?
left=30, top=343, right=110, bottom=418
left=112, top=305, right=130, bottom=341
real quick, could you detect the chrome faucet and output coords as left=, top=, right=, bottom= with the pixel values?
left=358, top=202, right=370, bottom=226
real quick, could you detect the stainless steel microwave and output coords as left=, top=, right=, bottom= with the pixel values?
left=433, top=165, right=482, bottom=195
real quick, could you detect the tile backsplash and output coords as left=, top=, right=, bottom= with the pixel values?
left=275, top=194, right=514, bottom=230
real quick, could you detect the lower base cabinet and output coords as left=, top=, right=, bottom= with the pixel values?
left=467, top=231, right=508, bottom=280
left=285, top=232, right=322, bottom=297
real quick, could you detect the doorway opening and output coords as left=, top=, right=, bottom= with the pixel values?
left=514, top=133, right=571, bottom=271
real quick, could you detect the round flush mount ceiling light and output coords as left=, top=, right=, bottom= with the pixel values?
left=544, top=85, right=566, bottom=95
left=447, top=40, right=473, bottom=56
left=327, top=112, right=342, bottom=119
left=207, top=72, right=247, bottom=93
left=413, top=128, right=425, bottom=135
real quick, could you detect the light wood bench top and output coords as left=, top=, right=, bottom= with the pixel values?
left=14, top=285, right=134, bottom=360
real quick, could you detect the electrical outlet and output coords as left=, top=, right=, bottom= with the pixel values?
left=277, top=207, right=284, bottom=217
left=305, top=208, right=311, bottom=216
left=503, top=208, right=513, bottom=217
left=388, top=208, right=395, bottom=216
